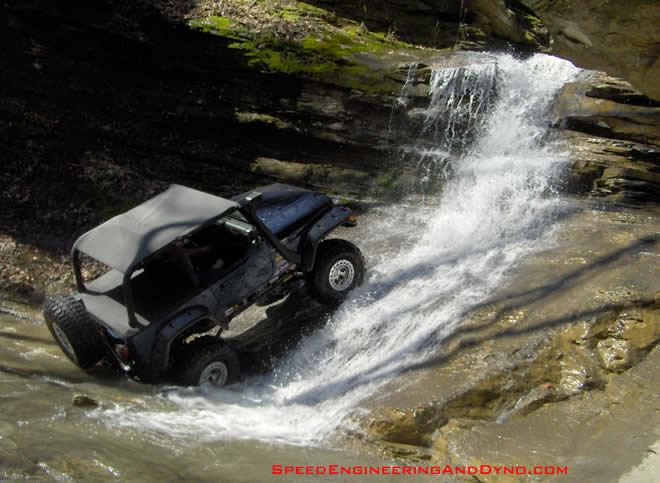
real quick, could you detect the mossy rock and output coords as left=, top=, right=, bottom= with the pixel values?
left=188, top=12, right=425, bottom=94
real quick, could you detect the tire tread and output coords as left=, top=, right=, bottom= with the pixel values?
left=43, top=294, right=104, bottom=369
left=174, top=336, right=240, bottom=387
left=310, top=239, right=365, bottom=305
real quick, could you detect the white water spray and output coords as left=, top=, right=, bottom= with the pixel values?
left=100, top=54, right=579, bottom=446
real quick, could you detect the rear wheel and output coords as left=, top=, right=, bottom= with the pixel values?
left=309, top=239, right=365, bottom=305
left=176, top=337, right=240, bottom=388
left=43, top=295, right=105, bottom=369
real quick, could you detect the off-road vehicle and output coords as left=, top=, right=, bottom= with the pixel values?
left=44, top=184, right=364, bottom=387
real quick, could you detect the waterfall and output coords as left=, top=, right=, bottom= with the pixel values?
left=391, top=54, right=501, bottom=186
left=422, top=61, right=497, bottom=147
left=99, top=54, right=580, bottom=446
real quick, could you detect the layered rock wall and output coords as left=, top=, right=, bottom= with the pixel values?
left=554, top=72, right=660, bottom=202
left=521, top=0, right=660, bottom=101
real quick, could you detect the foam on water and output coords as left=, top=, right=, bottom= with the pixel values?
left=99, top=54, right=579, bottom=446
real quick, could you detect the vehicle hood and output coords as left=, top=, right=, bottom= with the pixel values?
left=233, top=184, right=332, bottom=238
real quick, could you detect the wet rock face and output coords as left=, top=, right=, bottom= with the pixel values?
left=520, top=0, right=660, bottom=101
left=366, top=407, right=441, bottom=448
left=306, top=0, right=463, bottom=48
left=554, top=72, right=660, bottom=203
left=590, top=304, right=660, bottom=373
left=306, top=0, right=549, bottom=50
left=361, top=293, right=660, bottom=457
left=354, top=205, right=660, bottom=462
left=555, top=72, right=660, bottom=146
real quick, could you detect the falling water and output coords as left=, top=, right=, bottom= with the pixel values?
left=395, top=55, right=500, bottom=185
left=423, top=61, right=497, bottom=144
left=98, top=54, right=579, bottom=446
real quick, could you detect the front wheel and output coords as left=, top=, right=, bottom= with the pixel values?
left=309, top=239, right=365, bottom=305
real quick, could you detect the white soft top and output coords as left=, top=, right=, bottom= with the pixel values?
left=73, top=184, right=238, bottom=273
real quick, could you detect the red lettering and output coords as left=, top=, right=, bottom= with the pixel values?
left=273, top=462, right=566, bottom=477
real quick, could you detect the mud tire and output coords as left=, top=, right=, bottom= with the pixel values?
left=309, top=239, right=365, bottom=305
left=43, top=295, right=105, bottom=369
left=175, top=337, right=240, bottom=388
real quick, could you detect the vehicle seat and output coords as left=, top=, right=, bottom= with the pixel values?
left=199, top=257, right=225, bottom=285
left=167, top=244, right=200, bottom=288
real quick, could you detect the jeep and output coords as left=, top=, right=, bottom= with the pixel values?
left=43, top=183, right=364, bottom=387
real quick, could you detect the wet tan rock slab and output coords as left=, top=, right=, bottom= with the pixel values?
left=354, top=201, right=659, bottom=479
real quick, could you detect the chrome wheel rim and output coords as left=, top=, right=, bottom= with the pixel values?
left=53, top=323, right=78, bottom=363
left=199, top=362, right=229, bottom=387
left=328, top=259, right=355, bottom=292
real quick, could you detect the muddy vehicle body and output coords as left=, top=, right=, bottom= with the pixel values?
left=44, top=184, right=364, bottom=387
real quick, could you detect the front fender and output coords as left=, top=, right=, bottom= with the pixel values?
left=300, top=205, right=352, bottom=271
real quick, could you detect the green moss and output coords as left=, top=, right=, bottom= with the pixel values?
left=189, top=16, right=240, bottom=39
left=235, top=111, right=292, bottom=129
left=375, top=169, right=399, bottom=188
left=242, top=35, right=394, bottom=91
left=187, top=6, right=426, bottom=94
left=267, top=2, right=332, bottom=22
left=370, top=168, right=418, bottom=200
left=296, top=2, right=332, bottom=18
left=516, top=11, right=548, bottom=48
left=301, top=28, right=408, bottom=56
left=525, top=14, right=543, bottom=30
